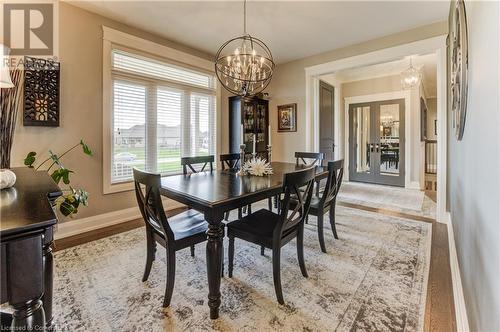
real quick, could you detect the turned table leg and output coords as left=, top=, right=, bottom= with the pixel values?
left=204, top=213, right=224, bottom=319
left=42, top=240, right=54, bottom=328
left=11, top=299, right=45, bottom=330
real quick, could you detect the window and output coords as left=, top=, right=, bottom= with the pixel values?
left=109, top=49, right=217, bottom=184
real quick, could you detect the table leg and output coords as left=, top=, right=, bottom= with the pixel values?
left=11, top=299, right=45, bottom=330
left=205, top=214, right=224, bottom=319
left=42, top=241, right=54, bottom=328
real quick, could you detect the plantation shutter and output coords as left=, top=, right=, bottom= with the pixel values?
left=110, top=49, right=216, bottom=183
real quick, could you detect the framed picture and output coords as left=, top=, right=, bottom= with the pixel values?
left=420, top=97, right=427, bottom=141
left=277, top=103, right=297, bottom=132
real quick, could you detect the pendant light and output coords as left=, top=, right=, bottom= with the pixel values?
left=400, top=57, right=422, bottom=90
left=214, top=0, right=275, bottom=97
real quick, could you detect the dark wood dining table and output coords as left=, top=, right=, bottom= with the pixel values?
left=160, top=161, right=328, bottom=319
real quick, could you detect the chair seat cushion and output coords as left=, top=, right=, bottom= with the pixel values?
left=168, top=209, right=208, bottom=240
left=290, top=195, right=322, bottom=212
left=227, top=209, right=281, bottom=240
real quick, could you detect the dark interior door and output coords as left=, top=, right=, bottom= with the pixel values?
left=319, top=81, right=335, bottom=161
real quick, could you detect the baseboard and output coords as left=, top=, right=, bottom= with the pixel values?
left=444, top=212, right=470, bottom=331
left=55, top=199, right=185, bottom=240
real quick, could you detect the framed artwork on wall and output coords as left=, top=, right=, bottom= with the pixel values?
left=420, top=97, right=428, bottom=141
left=449, top=0, right=468, bottom=140
left=277, top=103, right=297, bottom=132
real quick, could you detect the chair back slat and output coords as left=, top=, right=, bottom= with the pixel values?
left=133, top=168, right=175, bottom=242
left=295, top=152, right=325, bottom=167
left=276, top=167, right=316, bottom=236
left=321, top=159, right=344, bottom=207
left=181, top=155, right=215, bottom=175
left=220, top=153, right=241, bottom=170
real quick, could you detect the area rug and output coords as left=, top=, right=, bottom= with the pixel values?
left=52, top=204, right=431, bottom=332
left=338, top=182, right=425, bottom=212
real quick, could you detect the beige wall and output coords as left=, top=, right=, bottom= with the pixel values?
left=10, top=3, right=213, bottom=220
left=447, top=1, right=500, bottom=330
left=266, top=21, right=447, bottom=163
left=10, top=5, right=446, bottom=220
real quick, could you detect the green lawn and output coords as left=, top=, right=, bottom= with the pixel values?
left=114, top=146, right=181, bottom=159
left=114, top=146, right=209, bottom=174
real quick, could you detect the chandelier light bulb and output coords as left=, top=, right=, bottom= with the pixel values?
left=214, top=0, right=275, bottom=96
left=400, top=57, right=422, bottom=90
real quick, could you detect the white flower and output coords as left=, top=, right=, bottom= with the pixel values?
left=242, top=157, right=273, bottom=176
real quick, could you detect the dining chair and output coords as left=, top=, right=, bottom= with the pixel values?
left=219, top=153, right=251, bottom=220
left=133, top=168, right=208, bottom=307
left=268, top=152, right=325, bottom=213
left=227, top=167, right=316, bottom=305
left=290, top=159, right=344, bottom=253
left=294, top=152, right=325, bottom=167
left=181, top=155, right=214, bottom=175
left=219, top=153, right=241, bottom=171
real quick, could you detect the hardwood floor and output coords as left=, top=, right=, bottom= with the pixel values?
left=54, top=207, right=187, bottom=252
left=424, top=221, right=457, bottom=332
left=53, top=203, right=455, bottom=331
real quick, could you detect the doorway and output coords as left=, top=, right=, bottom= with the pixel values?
left=349, top=98, right=405, bottom=186
left=319, top=80, right=335, bottom=161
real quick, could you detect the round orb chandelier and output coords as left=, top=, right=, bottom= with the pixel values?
left=400, top=57, right=422, bottom=90
left=215, top=0, right=275, bottom=97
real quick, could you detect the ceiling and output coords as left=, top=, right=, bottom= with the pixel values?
left=321, top=53, right=437, bottom=98
left=68, top=1, right=449, bottom=64
left=327, top=53, right=437, bottom=97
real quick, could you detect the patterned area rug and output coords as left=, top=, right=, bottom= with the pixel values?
left=53, top=204, right=431, bottom=331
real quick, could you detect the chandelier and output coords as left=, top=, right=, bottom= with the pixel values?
left=400, top=57, right=422, bottom=90
left=215, top=0, right=275, bottom=97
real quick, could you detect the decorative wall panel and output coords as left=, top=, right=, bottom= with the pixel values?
left=23, top=57, right=60, bottom=127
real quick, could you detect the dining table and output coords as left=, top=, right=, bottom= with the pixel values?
left=160, top=161, right=328, bottom=319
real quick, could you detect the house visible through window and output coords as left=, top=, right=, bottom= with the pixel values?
left=110, top=49, right=216, bottom=183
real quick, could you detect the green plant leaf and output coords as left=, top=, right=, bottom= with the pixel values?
left=24, top=152, right=37, bottom=167
left=59, top=200, right=77, bottom=217
left=80, top=140, right=92, bottom=156
left=51, top=168, right=73, bottom=185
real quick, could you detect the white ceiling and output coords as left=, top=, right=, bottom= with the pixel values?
left=326, top=53, right=437, bottom=97
left=68, top=1, right=449, bottom=64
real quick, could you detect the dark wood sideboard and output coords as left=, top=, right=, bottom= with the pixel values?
left=0, top=168, right=61, bottom=330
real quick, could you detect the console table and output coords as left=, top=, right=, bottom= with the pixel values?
left=0, top=168, right=61, bottom=330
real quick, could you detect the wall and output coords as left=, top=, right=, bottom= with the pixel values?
left=10, top=2, right=214, bottom=220
left=266, top=21, right=447, bottom=163
left=447, top=1, right=500, bottom=330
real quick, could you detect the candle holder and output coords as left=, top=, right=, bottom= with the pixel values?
left=267, top=145, right=272, bottom=162
left=237, top=144, right=246, bottom=176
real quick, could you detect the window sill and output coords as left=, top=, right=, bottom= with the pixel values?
left=103, top=181, right=134, bottom=195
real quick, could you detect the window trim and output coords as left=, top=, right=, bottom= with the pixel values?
left=102, top=26, right=220, bottom=194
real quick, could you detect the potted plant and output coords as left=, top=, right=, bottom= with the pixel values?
left=24, top=140, right=92, bottom=217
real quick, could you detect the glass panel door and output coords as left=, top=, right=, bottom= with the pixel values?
left=349, top=103, right=375, bottom=183
left=349, top=99, right=405, bottom=186
left=379, top=103, right=401, bottom=176
left=242, top=100, right=255, bottom=154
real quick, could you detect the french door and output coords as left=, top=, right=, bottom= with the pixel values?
left=348, top=99, right=405, bottom=187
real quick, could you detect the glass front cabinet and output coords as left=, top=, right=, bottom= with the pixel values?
left=229, top=96, right=269, bottom=160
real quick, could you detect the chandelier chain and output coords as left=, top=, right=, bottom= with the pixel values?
left=243, top=0, right=247, bottom=35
